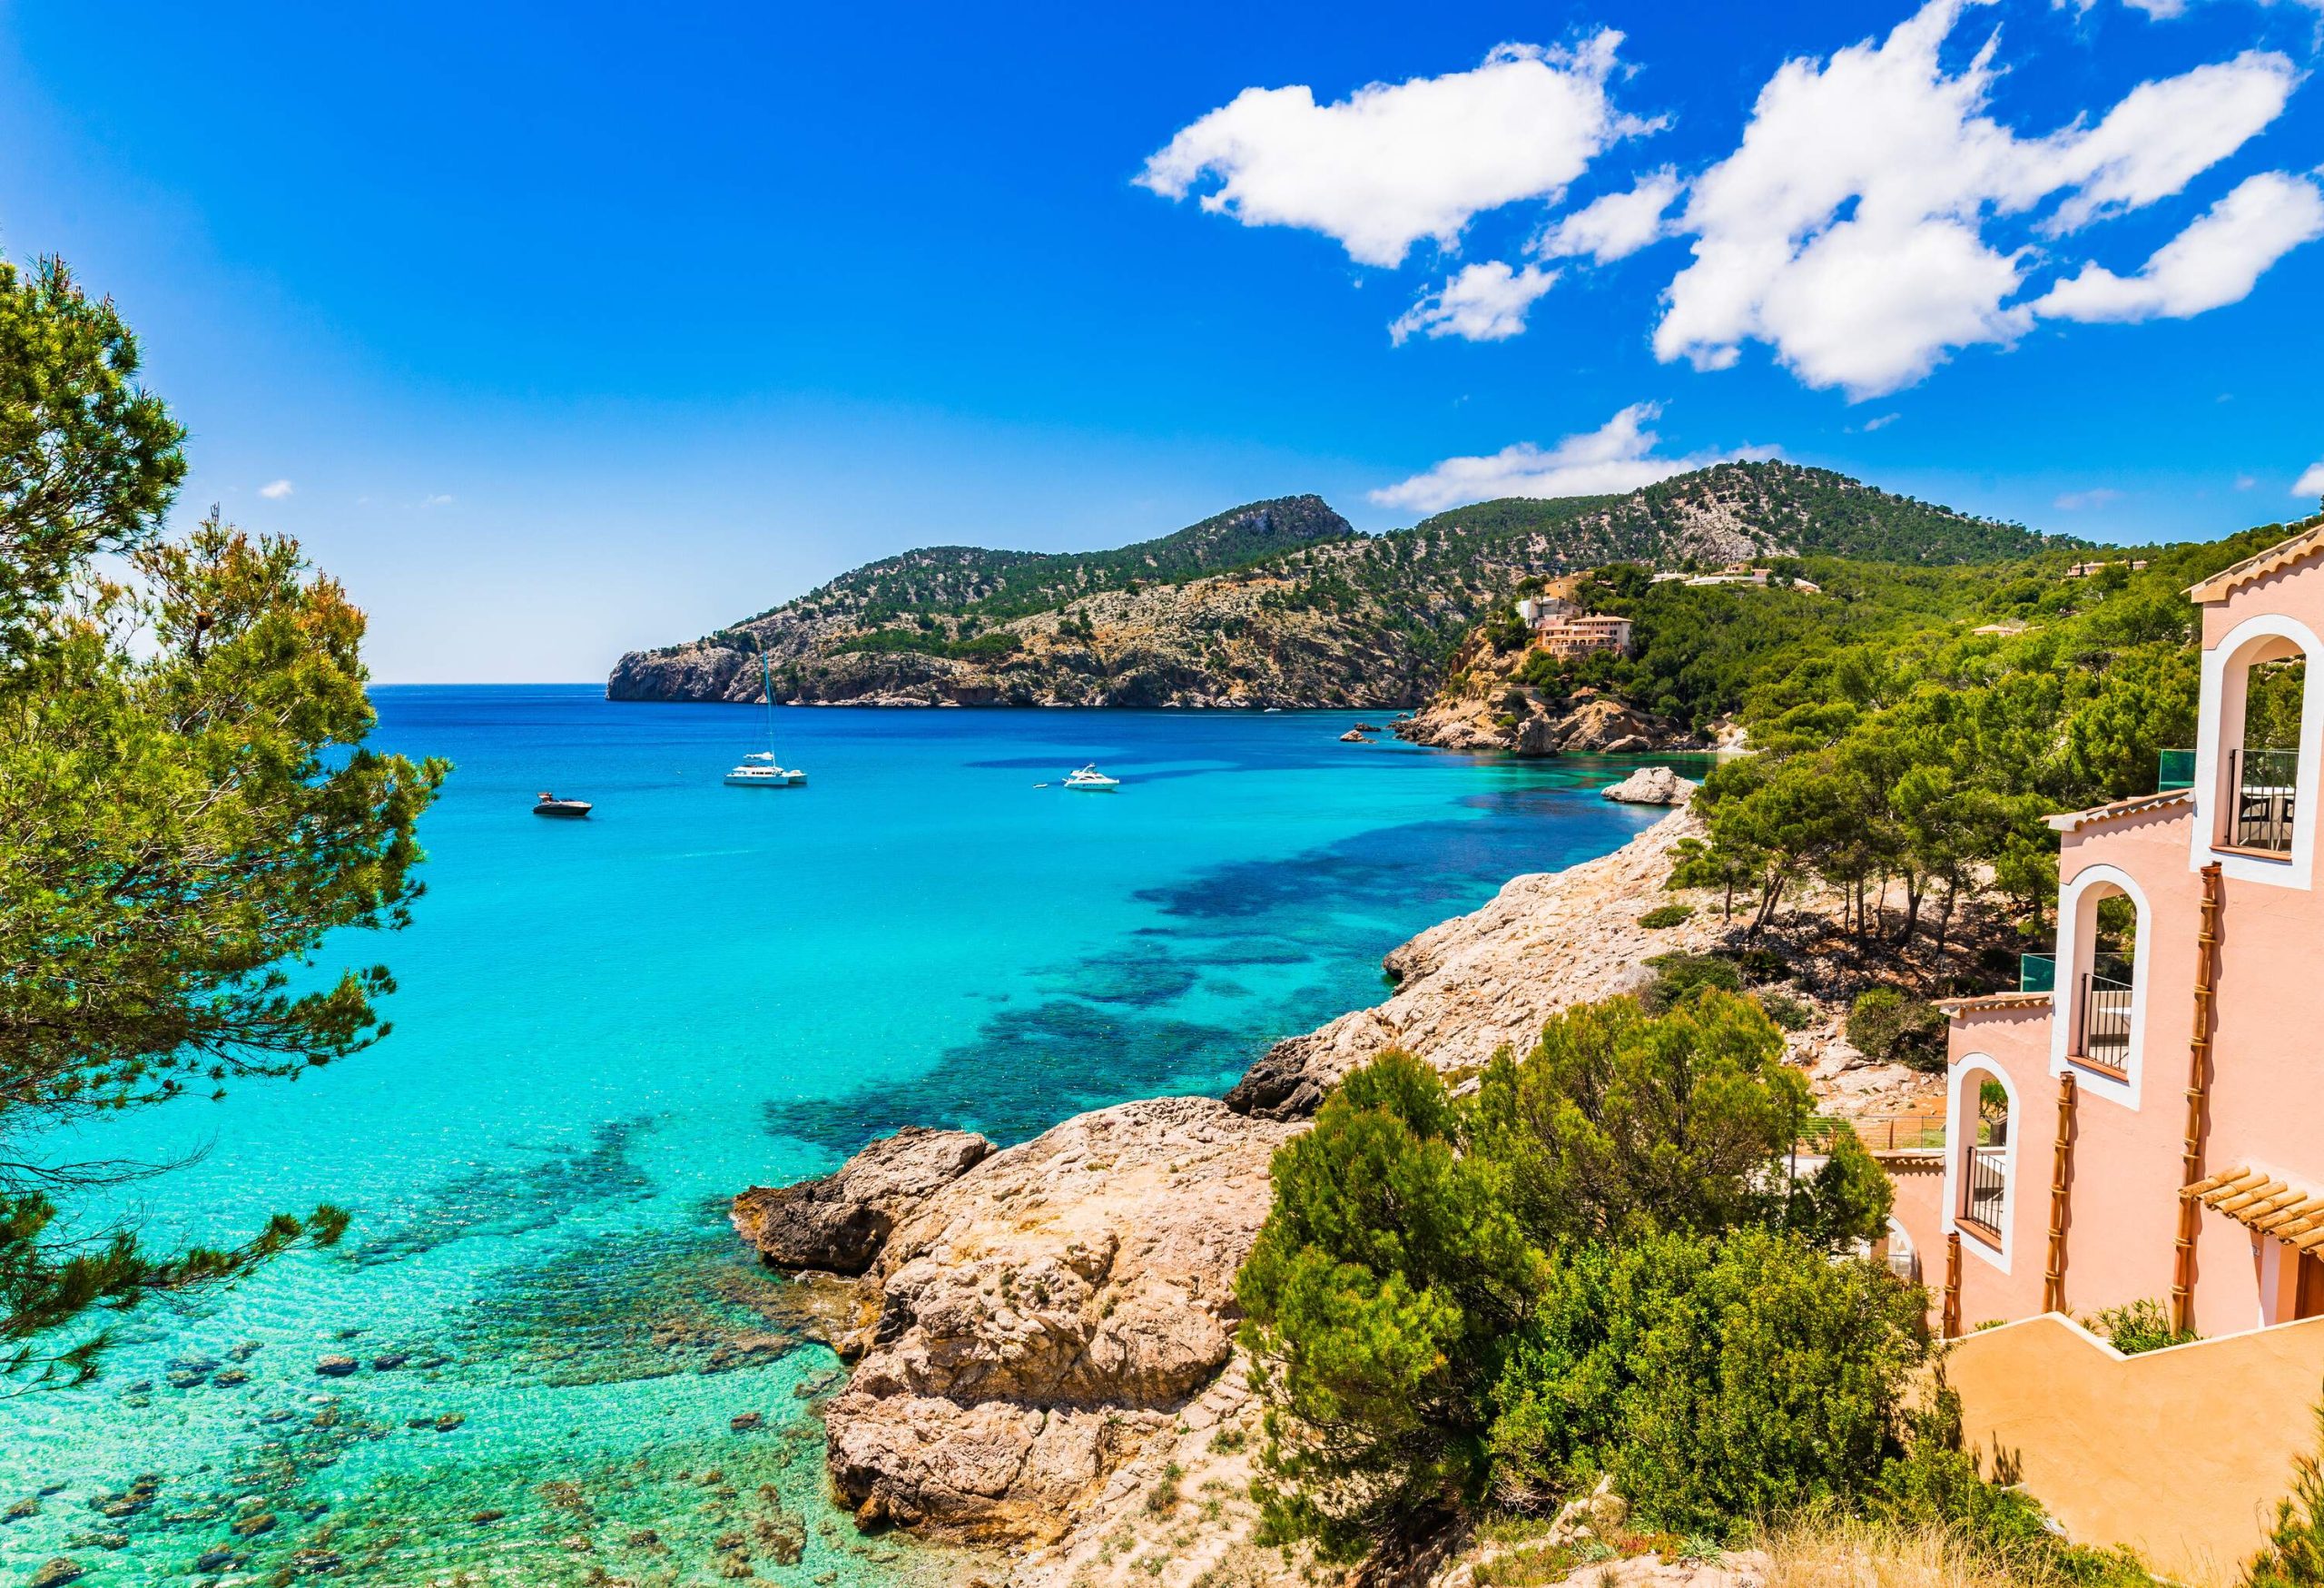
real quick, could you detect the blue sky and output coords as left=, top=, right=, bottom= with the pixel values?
left=2, top=1, right=2319, bottom=681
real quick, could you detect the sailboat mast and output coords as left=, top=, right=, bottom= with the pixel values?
left=761, top=648, right=776, bottom=752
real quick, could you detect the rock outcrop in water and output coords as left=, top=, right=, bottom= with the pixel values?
left=740, top=1099, right=1288, bottom=1545
left=1600, top=765, right=1699, bottom=805
left=733, top=1127, right=995, bottom=1277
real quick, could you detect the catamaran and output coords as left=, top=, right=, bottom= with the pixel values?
left=726, top=650, right=806, bottom=787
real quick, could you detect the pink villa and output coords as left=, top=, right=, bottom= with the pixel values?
left=1514, top=597, right=1633, bottom=657
left=1881, top=517, right=2324, bottom=1579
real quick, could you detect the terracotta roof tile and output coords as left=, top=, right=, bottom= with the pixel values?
left=2045, top=788, right=2194, bottom=833
left=2194, top=1167, right=2324, bottom=1246
left=2186, top=518, right=2324, bottom=603
left=1935, top=991, right=2053, bottom=1014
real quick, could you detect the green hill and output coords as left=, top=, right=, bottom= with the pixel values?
left=607, top=462, right=2076, bottom=709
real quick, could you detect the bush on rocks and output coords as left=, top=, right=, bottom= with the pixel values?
left=1845, top=989, right=1945, bottom=1070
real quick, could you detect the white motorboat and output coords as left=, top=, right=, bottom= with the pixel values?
left=727, top=652, right=806, bottom=787
left=1062, top=764, right=1119, bottom=791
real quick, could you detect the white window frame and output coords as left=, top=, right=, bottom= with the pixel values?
left=2191, top=612, right=2322, bottom=890
left=1943, top=1056, right=2019, bottom=1275
left=2047, top=864, right=2151, bottom=1111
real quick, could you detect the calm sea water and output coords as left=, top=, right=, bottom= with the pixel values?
left=2, top=688, right=1673, bottom=1586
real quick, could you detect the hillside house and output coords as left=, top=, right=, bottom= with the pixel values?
left=1512, top=595, right=1633, bottom=657
left=1649, top=563, right=1822, bottom=594
left=1540, top=613, right=1633, bottom=657
left=1879, top=518, right=2324, bottom=1576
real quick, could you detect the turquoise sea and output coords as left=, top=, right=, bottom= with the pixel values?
left=2, top=688, right=1672, bottom=1587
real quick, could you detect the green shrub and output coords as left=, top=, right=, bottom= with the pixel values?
left=1846, top=989, right=1945, bottom=1070
left=1758, top=991, right=1817, bottom=1031
left=1239, top=995, right=1900, bottom=1556
left=2083, top=1297, right=2197, bottom=1356
left=1473, top=991, right=1886, bottom=1249
left=1641, top=952, right=1744, bottom=1013
left=1639, top=903, right=1696, bottom=930
left=1487, top=1227, right=1926, bottom=1534
left=1237, top=1051, right=1541, bottom=1559
left=1730, top=947, right=1790, bottom=983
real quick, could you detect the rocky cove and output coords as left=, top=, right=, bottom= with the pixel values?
left=729, top=799, right=1936, bottom=1588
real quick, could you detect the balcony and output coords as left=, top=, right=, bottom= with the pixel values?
left=2229, top=746, right=2298, bottom=853
left=2073, top=952, right=2133, bottom=1075
left=1964, top=1144, right=2009, bottom=1241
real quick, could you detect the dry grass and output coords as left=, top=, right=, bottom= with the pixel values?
left=1763, top=1514, right=2029, bottom=1588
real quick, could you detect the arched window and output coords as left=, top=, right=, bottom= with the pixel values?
left=1956, top=1066, right=2013, bottom=1243
left=2073, top=883, right=2136, bottom=1074
left=2217, top=634, right=2307, bottom=853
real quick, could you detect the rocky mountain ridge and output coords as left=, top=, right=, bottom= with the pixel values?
left=611, top=463, right=2058, bottom=709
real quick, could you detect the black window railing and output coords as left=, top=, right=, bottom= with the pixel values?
left=2076, top=952, right=2133, bottom=1070
left=2230, top=746, right=2299, bottom=852
left=1965, top=1146, right=2008, bottom=1234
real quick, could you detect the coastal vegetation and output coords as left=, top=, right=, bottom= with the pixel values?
left=0, top=256, right=441, bottom=1384
left=1669, top=523, right=2309, bottom=953
left=1422, top=509, right=2315, bottom=967
left=1236, top=996, right=1904, bottom=1558
left=1235, top=1001, right=2146, bottom=1582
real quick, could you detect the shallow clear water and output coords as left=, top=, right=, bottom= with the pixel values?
left=1, top=689, right=1678, bottom=1586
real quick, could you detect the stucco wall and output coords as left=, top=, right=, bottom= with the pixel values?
left=1944, top=1312, right=2324, bottom=1583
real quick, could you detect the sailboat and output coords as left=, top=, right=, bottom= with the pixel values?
left=725, top=649, right=807, bottom=787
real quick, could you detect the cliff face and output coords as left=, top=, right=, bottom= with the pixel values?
left=1389, top=617, right=1725, bottom=756
left=611, top=463, right=2060, bottom=708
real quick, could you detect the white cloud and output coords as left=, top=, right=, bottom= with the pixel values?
left=421, top=493, right=456, bottom=508
left=2084, top=0, right=2324, bottom=18
left=2054, top=487, right=2125, bottom=509
left=2236, top=473, right=2260, bottom=490
left=1652, top=0, right=2299, bottom=397
left=1368, top=402, right=1776, bottom=513
left=2036, top=54, right=2299, bottom=233
left=1857, top=413, right=1902, bottom=431
left=1390, top=261, right=1560, bottom=343
left=1537, top=169, right=1684, bottom=262
left=2297, top=461, right=2324, bottom=498
left=1137, top=35, right=1649, bottom=268
left=2034, top=172, right=2324, bottom=321
left=259, top=478, right=294, bottom=499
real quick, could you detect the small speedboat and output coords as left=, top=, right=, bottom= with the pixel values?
left=1062, top=764, right=1119, bottom=791
left=533, top=791, right=593, bottom=819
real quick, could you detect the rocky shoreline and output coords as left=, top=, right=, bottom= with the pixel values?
left=729, top=798, right=1935, bottom=1585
